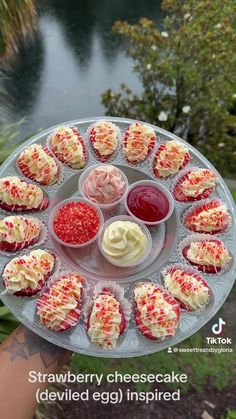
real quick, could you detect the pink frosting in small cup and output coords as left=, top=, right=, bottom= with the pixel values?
left=83, top=166, right=126, bottom=205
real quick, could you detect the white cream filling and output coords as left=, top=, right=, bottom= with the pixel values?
left=102, top=221, right=148, bottom=264
left=164, top=270, right=209, bottom=310
left=124, top=123, right=155, bottom=162
left=0, top=176, right=44, bottom=209
left=3, top=249, right=54, bottom=293
left=88, top=293, right=122, bottom=349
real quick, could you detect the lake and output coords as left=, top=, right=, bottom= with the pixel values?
left=4, top=0, right=163, bottom=141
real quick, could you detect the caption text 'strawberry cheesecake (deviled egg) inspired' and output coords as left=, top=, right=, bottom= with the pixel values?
left=123, top=122, right=156, bottom=164
left=17, top=144, right=60, bottom=186
left=89, top=120, right=120, bottom=162
left=100, top=217, right=151, bottom=267
left=162, top=266, right=210, bottom=311
left=37, top=274, right=84, bottom=332
left=0, top=215, right=41, bottom=252
left=154, top=140, right=190, bottom=179
left=51, top=199, right=103, bottom=246
left=183, top=200, right=231, bottom=234
left=2, top=249, right=55, bottom=296
left=87, top=288, right=126, bottom=349
left=181, top=237, right=231, bottom=274
left=80, top=165, right=127, bottom=206
left=173, top=168, right=218, bottom=202
left=0, top=176, right=49, bottom=212
left=134, top=282, right=180, bottom=340
left=48, top=126, right=87, bottom=169
left=126, top=180, right=174, bottom=225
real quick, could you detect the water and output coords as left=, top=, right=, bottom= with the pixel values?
left=4, top=0, right=163, bottom=141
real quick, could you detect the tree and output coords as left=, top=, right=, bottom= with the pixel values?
left=0, top=0, right=37, bottom=60
left=102, top=0, right=236, bottom=176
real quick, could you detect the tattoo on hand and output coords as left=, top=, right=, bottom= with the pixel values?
left=3, top=326, right=69, bottom=368
left=3, top=337, right=28, bottom=361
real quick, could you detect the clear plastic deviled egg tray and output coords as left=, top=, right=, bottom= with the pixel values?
left=0, top=117, right=235, bottom=358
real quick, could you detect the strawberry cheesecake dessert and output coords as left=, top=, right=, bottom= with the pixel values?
left=154, top=140, right=190, bottom=179
left=183, top=200, right=231, bottom=234
left=162, top=266, right=210, bottom=311
left=0, top=215, right=41, bottom=252
left=0, top=176, right=49, bottom=212
left=181, top=237, right=231, bottom=273
left=134, top=282, right=180, bottom=340
left=173, top=168, right=218, bottom=202
left=87, top=288, right=126, bottom=349
left=48, top=126, right=87, bottom=169
left=37, top=273, right=84, bottom=331
left=123, top=122, right=156, bottom=164
left=89, top=120, right=120, bottom=162
left=17, top=144, right=60, bottom=185
left=2, top=249, right=55, bottom=296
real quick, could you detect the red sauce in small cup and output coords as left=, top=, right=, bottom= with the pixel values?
left=127, top=185, right=169, bottom=222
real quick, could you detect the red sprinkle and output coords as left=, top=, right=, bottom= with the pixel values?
left=53, top=202, right=100, bottom=244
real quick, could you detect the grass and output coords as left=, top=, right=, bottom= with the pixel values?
left=0, top=122, right=22, bottom=163
left=231, top=191, right=236, bottom=202
left=71, top=320, right=236, bottom=394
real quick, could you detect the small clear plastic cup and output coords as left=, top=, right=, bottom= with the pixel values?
left=98, top=215, right=152, bottom=268
left=78, top=164, right=129, bottom=211
left=125, top=180, right=174, bottom=226
left=48, top=197, right=104, bottom=248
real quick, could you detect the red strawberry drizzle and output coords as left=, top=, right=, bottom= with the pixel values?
left=182, top=240, right=223, bottom=274
left=0, top=235, right=39, bottom=252
left=72, top=129, right=87, bottom=163
left=17, top=144, right=59, bottom=186
left=0, top=195, right=49, bottom=212
left=3, top=253, right=56, bottom=297
left=134, top=284, right=180, bottom=340
left=124, top=128, right=156, bottom=164
left=183, top=201, right=229, bottom=234
left=135, top=307, right=157, bottom=340
left=87, top=288, right=125, bottom=336
left=59, top=308, right=81, bottom=332
left=90, top=128, right=117, bottom=162
left=37, top=276, right=83, bottom=332
left=165, top=268, right=210, bottom=311
left=154, top=143, right=190, bottom=179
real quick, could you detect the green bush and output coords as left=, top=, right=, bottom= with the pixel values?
left=224, top=409, right=236, bottom=419
left=102, top=0, right=236, bottom=176
left=0, top=306, right=19, bottom=342
left=0, top=122, right=22, bottom=163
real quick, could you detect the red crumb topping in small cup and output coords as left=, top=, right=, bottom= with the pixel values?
left=53, top=202, right=100, bottom=244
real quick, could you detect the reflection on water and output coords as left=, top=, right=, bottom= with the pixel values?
left=4, top=32, right=44, bottom=116
left=4, top=0, right=163, bottom=141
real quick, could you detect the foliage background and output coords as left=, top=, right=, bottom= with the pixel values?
left=102, top=0, right=236, bottom=176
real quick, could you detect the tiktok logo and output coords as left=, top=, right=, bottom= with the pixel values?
left=212, top=318, right=226, bottom=335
